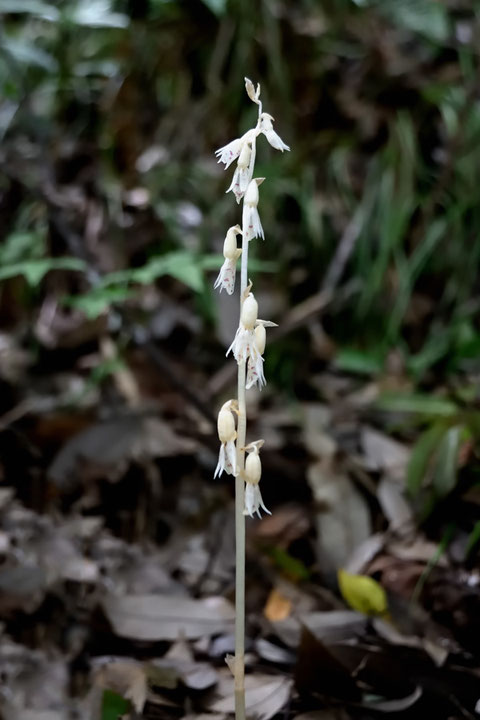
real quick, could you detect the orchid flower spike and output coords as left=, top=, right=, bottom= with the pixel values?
left=243, top=440, right=270, bottom=518
left=214, top=225, right=242, bottom=295
left=259, top=113, right=290, bottom=153
left=242, top=178, right=265, bottom=241
left=214, top=399, right=238, bottom=478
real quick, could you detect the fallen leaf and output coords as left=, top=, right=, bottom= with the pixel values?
left=301, top=610, right=367, bottom=641
left=263, top=588, right=292, bottom=622
left=359, top=685, right=422, bottom=712
left=372, top=618, right=448, bottom=666
left=1, top=710, right=67, bottom=720
left=149, top=658, right=218, bottom=690
left=93, top=660, right=148, bottom=712
left=48, top=415, right=196, bottom=487
left=103, top=594, right=235, bottom=641
left=361, top=426, right=409, bottom=478
left=308, top=459, right=371, bottom=572
left=337, top=569, right=388, bottom=617
left=345, top=533, right=385, bottom=574
left=377, top=477, right=414, bottom=534
left=208, top=671, right=292, bottom=720
left=254, top=639, right=296, bottom=665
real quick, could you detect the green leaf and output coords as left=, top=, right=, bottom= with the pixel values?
left=0, top=257, right=85, bottom=286
left=407, top=423, right=447, bottom=497
left=433, top=425, right=463, bottom=497
left=104, top=252, right=204, bottom=293
left=0, top=231, right=45, bottom=264
left=335, top=348, right=384, bottom=376
left=147, top=251, right=204, bottom=292
left=65, top=286, right=134, bottom=318
left=376, top=392, right=458, bottom=418
left=268, top=547, right=310, bottom=581
left=101, top=689, right=130, bottom=720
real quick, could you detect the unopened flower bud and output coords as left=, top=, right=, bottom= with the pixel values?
left=241, top=294, right=258, bottom=329
left=217, top=407, right=236, bottom=444
left=223, top=226, right=241, bottom=259
left=254, top=324, right=266, bottom=355
left=244, top=180, right=259, bottom=207
left=238, top=143, right=251, bottom=169
left=245, top=451, right=261, bottom=485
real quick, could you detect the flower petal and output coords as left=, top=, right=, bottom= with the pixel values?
left=263, top=128, right=290, bottom=152
left=214, top=258, right=237, bottom=295
left=214, top=444, right=226, bottom=478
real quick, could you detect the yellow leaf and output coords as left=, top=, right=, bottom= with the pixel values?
left=338, top=568, right=388, bottom=617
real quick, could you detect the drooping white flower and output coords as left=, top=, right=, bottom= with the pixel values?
left=214, top=225, right=242, bottom=295
left=246, top=324, right=266, bottom=390
left=242, top=178, right=265, bottom=241
left=259, top=113, right=290, bottom=153
left=215, top=128, right=257, bottom=169
left=243, top=440, right=270, bottom=518
left=227, top=143, right=252, bottom=203
left=227, top=292, right=259, bottom=364
left=214, top=399, right=238, bottom=478
left=245, top=319, right=278, bottom=390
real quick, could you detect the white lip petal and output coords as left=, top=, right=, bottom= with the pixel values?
left=215, top=138, right=243, bottom=168
left=243, top=483, right=271, bottom=518
left=214, top=444, right=226, bottom=478
left=214, top=258, right=237, bottom=295
left=264, top=128, right=290, bottom=153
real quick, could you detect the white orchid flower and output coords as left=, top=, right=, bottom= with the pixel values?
left=215, top=128, right=257, bottom=169
left=227, top=292, right=259, bottom=364
left=242, top=178, right=264, bottom=241
left=214, top=225, right=242, bottom=295
left=243, top=440, right=270, bottom=518
left=227, top=143, right=252, bottom=203
left=259, top=113, right=290, bottom=152
left=214, top=399, right=238, bottom=478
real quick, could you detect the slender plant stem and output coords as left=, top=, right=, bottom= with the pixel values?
left=234, top=130, right=257, bottom=720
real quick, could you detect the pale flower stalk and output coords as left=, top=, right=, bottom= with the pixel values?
left=212, top=77, right=289, bottom=720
